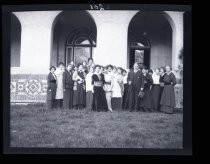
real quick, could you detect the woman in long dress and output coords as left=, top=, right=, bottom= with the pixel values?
left=151, top=68, right=161, bottom=111
left=46, top=66, right=57, bottom=110
left=85, top=66, right=94, bottom=111
left=111, top=67, right=124, bottom=111
left=139, top=67, right=153, bottom=112
left=122, top=69, right=129, bottom=110
left=72, top=63, right=86, bottom=110
left=55, top=62, right=65, bottom=109
left=159, top=67, right=166, bottom=109
left=92, top=65, right=108, bottom=112
left=160, top=66, right=177, bottom=114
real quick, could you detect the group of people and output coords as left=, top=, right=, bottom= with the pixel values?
left=46, top=58, right=177, bottom=114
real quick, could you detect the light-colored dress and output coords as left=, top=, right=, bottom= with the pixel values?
left=55, top=68, right=64, bottom=99
left=85, top=72, right=94, bottom=93
left=111, top=73, right=124, bottom=98
left=104, top=72, right=113, bottom=92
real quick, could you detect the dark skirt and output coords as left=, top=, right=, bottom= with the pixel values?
left=112, top=97, right=122, bottom=111
left=46, top=83, right=57, bottom=101
left=151, top=84, right=161, bottom=111
left=160, top=85, right=176, bottom=114
left=159, top=86, right=164, bottom=109
left=122, top=83, right=129, bottom=109
left=86, top=91, right=93, bottom=110
left=46, top=100, right=56, bottom=110
left=139, top=87, right=152, bottom=111
left=63, top=89, right=74, bottom=109
left=73, top=83, right=86, bottom=107
left=92, top=86, right=108, bottom=112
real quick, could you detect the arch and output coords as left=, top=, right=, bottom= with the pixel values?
left=51, top=11, right=97, bottom=66
left=11, top=13, right=21, bottom=67
left=130, top=36, right=151, bottom=48
left=128, top=11, right=173, bottom=69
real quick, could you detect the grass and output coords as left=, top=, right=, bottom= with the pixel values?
left=10, top=104, right=183, bottom=148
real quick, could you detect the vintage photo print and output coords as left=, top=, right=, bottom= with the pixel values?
left=2, top=3, right=192, bottom=155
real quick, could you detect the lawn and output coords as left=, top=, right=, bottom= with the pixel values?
left=10, top=104, right=183, bottom=148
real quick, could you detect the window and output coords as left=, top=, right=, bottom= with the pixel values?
left=65, top=28, right=96, bottom=66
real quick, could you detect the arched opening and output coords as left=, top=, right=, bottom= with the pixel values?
left=51, top=11, right=97, bottom=66
left=11, top=13, right=21, bottom=67
left=128, top=11, right=172, bottom=69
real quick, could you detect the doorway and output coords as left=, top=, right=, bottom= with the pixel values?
left=129, top=48, right=150, bottom=69
left=129, top=36, right=151, bottom=69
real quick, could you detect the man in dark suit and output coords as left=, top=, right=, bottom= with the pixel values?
left=126, top=63, right=144, bottom=111
left=63, top=63, right=74, bottom=110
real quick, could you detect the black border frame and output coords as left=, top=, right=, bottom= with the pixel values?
left=2, top=3, right=192, bottom=155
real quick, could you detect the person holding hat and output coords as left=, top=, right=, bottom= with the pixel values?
left=125, top=63, right=144, bottom=112
left=139, top=66, right=153, bottom=112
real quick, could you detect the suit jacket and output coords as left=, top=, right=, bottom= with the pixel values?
left=127, top=69, right=144, bottom=91
left=63, top=70, right=74, bottom=90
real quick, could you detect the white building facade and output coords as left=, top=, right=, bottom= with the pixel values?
left=10, top=10, right=183, bottom=107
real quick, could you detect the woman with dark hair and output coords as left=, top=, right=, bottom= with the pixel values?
left=139, top=66, right=153, bottom=112
left=55, top=62, right=65, bottom=109
left=87, top=58, right=94, bottom=71
left=160, top=65, right=177, bottom=114
left=72, top=63, right=86, bottom=110
left=92, top=65, right=108, bottom=112
left=46, top=66, right=57, bottom=110
left=151, top=68, right=161, bottom=111
left=82, top=61, right=88, bottom=74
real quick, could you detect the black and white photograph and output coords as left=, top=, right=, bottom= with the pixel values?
left=2, top=3, right=192, bottom=155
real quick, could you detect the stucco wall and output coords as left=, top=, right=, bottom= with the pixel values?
left=10, top=10, right=183, bottom=107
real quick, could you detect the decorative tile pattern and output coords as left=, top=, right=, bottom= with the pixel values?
left=10, top=74, right=47, bottom=103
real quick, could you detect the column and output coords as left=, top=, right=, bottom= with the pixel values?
left=12, top=11, right=61, bottom=74
left=88, top=10, right=138, bottom=68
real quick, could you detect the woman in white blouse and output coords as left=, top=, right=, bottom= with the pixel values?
left=55, top=62, right=65, bottom=109
left=85, top=66, right=94, bottom=110
left=111, top=66, right=124, bottom=111
left=151, top=68, right=161, bottom=111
